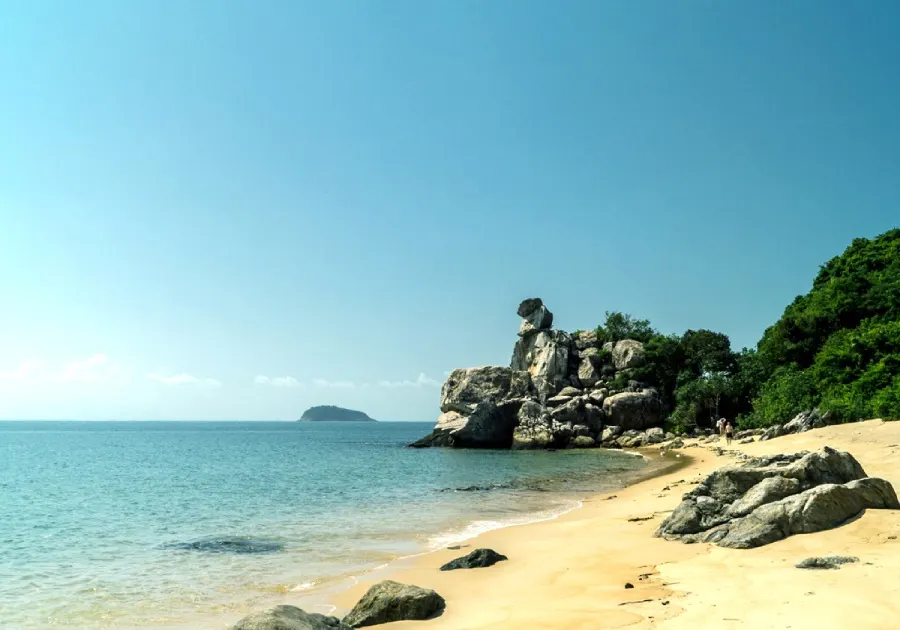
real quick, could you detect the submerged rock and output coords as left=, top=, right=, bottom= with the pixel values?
left=231, top=605, right=351, bottom=630
left=440, top=548, right=508, bottom=571
left=164, top=537, right=284, bottom=555
left=343, top=581, right=445, bottom=627
left=655, top=447, right=900, bottom=548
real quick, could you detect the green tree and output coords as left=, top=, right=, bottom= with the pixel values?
left=598, top=311, right=656, bottom=343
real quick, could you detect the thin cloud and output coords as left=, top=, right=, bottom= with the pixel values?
left=1, top=355, right=127, bottom=384
left=54, top=354, right=116, bottom=383
left=312, top=378, right=355, bottom=389
left=378, top=373, right=440, bottom=388
left=254, top=375, right=302, bottom=388
left=0, top=359, right=43, bottom=381
left=148, top=373, right=222, bottom=388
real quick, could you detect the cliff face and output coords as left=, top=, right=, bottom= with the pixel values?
left=299, top=406, right=376, bottom=422
left=410, top=298, right=661, bottom=450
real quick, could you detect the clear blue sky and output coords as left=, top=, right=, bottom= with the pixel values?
left=1, top=1, right=898, bottom=421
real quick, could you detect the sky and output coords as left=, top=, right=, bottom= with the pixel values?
left=1, top=1, right=898, bottom=421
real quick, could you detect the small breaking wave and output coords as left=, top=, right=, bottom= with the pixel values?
left=426, top=499, right=583, bottom=549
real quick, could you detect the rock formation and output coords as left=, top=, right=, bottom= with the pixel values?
left=342, top=581, right=445, bottom=627
left=411, top=298, right=663, bottom=450
left=231, top=605, right=352, bottom=630
left=655, top=447, right=900, bottom=548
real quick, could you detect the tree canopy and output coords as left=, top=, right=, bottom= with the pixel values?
left=591, top=228, right=900, bottom=431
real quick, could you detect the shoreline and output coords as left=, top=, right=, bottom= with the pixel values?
left=275, top=447, right=683, bottom=622
left=321, top=420, right=900, bottom=629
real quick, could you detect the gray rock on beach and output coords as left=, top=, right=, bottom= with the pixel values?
left=655, top=447, right=900, bottom=548
left=796, top=555, right=859, bottom=570
left=440, top=548, right=508, bottom=571
left=231, top=605, right=352, bottom=630
left=342, top=581, right=445, bottom=628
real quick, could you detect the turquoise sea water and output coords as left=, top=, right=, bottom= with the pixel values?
left=0, top=421, right=650, bottom=629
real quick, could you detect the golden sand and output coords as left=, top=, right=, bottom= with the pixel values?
left=333, top=420, right=900, bottom=629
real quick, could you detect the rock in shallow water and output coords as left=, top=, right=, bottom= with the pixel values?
left=343, top=581, right=445, bottom=628
left=231, top=605, right=351, bottom=629
left=164, top=537, right=284, bottom=555
left=440, top=548, right=508, bottom=571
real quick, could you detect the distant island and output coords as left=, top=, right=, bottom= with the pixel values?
left=298, top=405, right=376, bottom=422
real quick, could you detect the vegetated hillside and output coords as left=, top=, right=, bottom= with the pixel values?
left=751, top=228, right=900, bottom=426
left=578, top=228, right=900, bottom=431
left=298, top=405, right=376, bottom=422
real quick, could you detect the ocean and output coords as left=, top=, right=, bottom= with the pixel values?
left=0, top=421, right=652, bottom=629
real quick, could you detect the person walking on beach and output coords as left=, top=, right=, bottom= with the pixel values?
left=725, top=421, right=734, bottom=445
left=716, top=417, right=726, bottom=437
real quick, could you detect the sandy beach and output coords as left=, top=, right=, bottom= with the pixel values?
left=334, top=420, right=900, bottom=630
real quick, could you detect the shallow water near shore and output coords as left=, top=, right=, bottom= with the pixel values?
left=0, top=421, right=654, bottom=629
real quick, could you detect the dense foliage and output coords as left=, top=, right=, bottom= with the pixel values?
left=594, top=228, right=900, bottom=431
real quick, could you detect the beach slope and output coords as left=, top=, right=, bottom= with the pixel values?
left=336, top=420, right=900, bottom=630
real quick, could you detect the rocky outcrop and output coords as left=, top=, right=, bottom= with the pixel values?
left=783, top=408, right=832, bottom=434
left=232, top=606, right=351, bottom=630
left=516, top=297, right=554, bottom=335
left=612, top=339, right=645, bottom=369
left=511, top=330, right=571, bottom=399
left=603, top=389, right=662, bottom=430
left=655, top=447, right=900, bottom=548
left=439, top=367, right=532, bottom=414
left=757, top=409, right=836, bottom=443
left=342, top=581, right=445, bottom=627
left=409, top=367, right=531, bottom=448
left=440, top=548, right=508, bottom=571
left=411, top=299, right=666, bottom=451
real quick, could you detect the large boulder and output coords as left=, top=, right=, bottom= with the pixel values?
left=510, top=330, right=571, bottom=399
left=232, top=606, right=352, bottom=630
left=409, top=400, right=522, bottom=449
left=576, top=355, right=602, bottom=388
left=343, top=581, right=445, bottom=628
left=439, top=367, right=532, bottom=415
left=783, top=408, right=829, bottom=435
left=410, top=366, right=533, bottom=448
left=612, top=339, right=645, bottom=370
left=516, top=297, right=553, bottom=335
left=572, top=329, right=599, bottom=350
left=511, top=401, right=554, bottom=449
left=602, top=389, right=661, bottom=430
left=655, top=447, right=900, bottom=548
